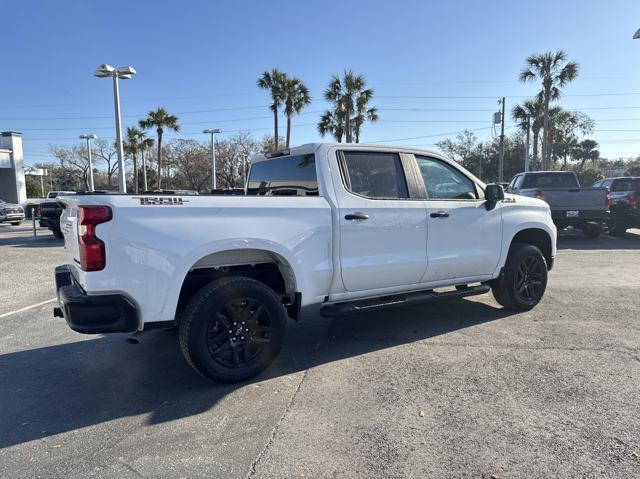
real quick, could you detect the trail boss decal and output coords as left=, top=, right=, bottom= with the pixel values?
left=134, top=197, right=189, bottom=206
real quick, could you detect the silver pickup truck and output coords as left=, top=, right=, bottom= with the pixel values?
left=506, top=171, right=608, bottom=238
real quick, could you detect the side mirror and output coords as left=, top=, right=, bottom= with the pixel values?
left=485, top=184, right=505, bottom=210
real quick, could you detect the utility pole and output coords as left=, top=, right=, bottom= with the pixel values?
left=524, top=116, right=531, bottom=172
left=498, top=97, right=506, bottom=183
left=203, top=129, right=221, bottom=191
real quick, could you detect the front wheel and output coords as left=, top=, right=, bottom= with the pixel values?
left=491, top=243, right=548, bottom=311
left=179, top=276, right=287, bottom=382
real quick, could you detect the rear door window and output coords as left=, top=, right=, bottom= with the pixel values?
left=247, top=154, right=318, bottom=196
left=339, top=151, right=409, bottom=199
left=611, top=178, right=640, bottom=192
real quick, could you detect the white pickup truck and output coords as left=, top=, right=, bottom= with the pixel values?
left=54, top=143, right=556, bottom=382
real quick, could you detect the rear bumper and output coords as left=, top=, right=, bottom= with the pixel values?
left=55, top=265, right=138, bottom=334
left=551, top=209, right=608, bottom=225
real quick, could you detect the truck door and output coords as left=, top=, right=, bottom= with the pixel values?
left=414, top=155, right=503, bottom=282
left=334, top=150, right=428, bottom=292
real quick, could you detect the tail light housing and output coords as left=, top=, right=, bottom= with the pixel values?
left=631, top=192, right=638, bottom=209
left=77, top=206, right=112, bottom=271
left=605, top=187, right=611, bottom=209
left=533, top=189, right=543, bottom=200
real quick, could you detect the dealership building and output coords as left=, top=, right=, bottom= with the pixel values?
left=0, top=132, right=26, bottom=203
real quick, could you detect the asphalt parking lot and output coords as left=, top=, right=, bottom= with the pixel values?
left=0, top=223, right=639, bottom=478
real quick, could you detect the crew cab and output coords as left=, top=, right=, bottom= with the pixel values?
left=506, top=171, right=608, bottom=238
left=594, top=177, right=640, bottom=236
left=54, top=144, right=556, bottom=382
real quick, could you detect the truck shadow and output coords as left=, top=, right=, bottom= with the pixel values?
left=556, top=228, right=640, bottom=250
left=0, top=299, right=514, bottom=449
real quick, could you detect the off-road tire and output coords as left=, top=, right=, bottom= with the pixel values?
left=490, top=243, right=548, bottom=311
left=179, top=276, right=287, bottom=382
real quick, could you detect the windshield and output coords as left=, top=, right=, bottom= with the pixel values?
left=522, top=173, right=578, bottom=189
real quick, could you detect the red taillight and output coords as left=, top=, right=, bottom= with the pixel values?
left=533, top=189, right=543, bottom=200
left=77, top=206, right=112, bottom=271
left=631, top=192, right=638, bottom=209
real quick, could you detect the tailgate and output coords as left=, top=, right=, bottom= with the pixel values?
left=59, top=199, right=81, bottom=263
left=540, top=188, right=606, bottom=211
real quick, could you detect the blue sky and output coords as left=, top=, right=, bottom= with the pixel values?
left=2, top=0, right=640, bottom=164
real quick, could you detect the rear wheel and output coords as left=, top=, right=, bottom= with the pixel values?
left=491, top=243, right=548, bottom=311
left=608, top=216, right=627, bottom=237
left=582, top=223, right=601, bottom=239
left=179, top=276, right=287, bottom=382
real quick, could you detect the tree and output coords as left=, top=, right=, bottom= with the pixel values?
left=571, top=139, right=600, bottom=171
left=257, top=69, right=287, bottom=150
left=282, top=76, right=311, bottom=148
left=138, top=133, right=154, bottom=191
left=139, top=107, right=180, bottom=189
left=519, top=50, right=579, bottom=169
left=324, top=70, right=375, bottom=143
left=124, top=127, right=142, bottom=193
left=625, top=157, right=640, bottom=176
left=50, top=144, right=99, bottom=190
left=92, top=139, right=119, bottom=188
left=317, top=109, right=345, bottom=142
left=353, top=93, right=378, bottom=144
left=512, top=98, right=544, bottom=169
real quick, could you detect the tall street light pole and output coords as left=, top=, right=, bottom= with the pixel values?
left=203, top=129, right=221, bottom=191
left=94, top=64, right=136, bottom=193
left=79, top=134, right=98, bottom=191
left=524, top=116, right=531, bottom=172
left=498, top=97, right=506, bottom=183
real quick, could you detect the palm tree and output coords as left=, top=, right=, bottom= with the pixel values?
left=324, top=70, right=374, bottom=143
left=124, top=127, right=141, bottom=194
left=317, top=109, right=345, bottom=142
left=257, top=69, right=287, bottom=150
left=519, top=50, right=579, bottom=169
left=353, top=91, right=378, bottom=144
left=282, top=77, right=311, bottom=148
left=572, top=139, right=600, bottom=171
left=138, top=134, right=154, bottom=192
left=139, top=107, right=179, bottom=189
left=512, top=99, right=544, bottom=169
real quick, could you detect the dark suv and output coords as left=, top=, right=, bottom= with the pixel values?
left=593, top=177, right=640, bottom=236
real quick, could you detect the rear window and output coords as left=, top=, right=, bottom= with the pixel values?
left=611, top=179, right=640, bottom=192
left=522, top=173, right=578, bottom=189
left=246, top=154, right=318, bottom=196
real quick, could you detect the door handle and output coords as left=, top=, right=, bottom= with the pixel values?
left=345, top=212, right=369, bottom=221
left=430, top=211, right=450, bottom=218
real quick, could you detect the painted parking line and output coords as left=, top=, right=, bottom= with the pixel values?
left=0, top=298, right=57, bottom=319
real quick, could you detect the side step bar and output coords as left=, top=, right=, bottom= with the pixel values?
left=320, top=283, right=491, bottom=318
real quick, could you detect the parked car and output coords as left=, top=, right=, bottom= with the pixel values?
left=506, top=171, right=608, bottom=238
left=594, top=177, right=640, bottom=236
left=54, top=143, right=556, bottom=382
left=40, top=191, right=109, bottom=238
left=0, top=198, right=25, bottom=225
